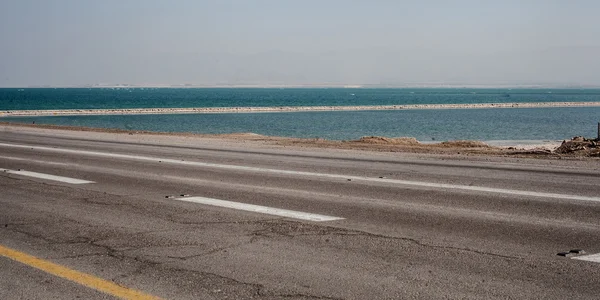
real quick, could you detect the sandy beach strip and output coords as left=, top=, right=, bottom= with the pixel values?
left=2, top=101, right=600, bottom=117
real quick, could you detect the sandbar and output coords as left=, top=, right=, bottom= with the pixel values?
left=2, top=101, right=600, bottom=117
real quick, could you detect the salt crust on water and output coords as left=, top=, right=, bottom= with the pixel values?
left=2, top=101, right=600, bottom=117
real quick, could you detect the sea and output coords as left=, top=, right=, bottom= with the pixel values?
left=1, top=88, right=599, bottom=143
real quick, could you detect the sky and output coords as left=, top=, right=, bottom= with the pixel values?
left=1, top=0, right=599, bottom=87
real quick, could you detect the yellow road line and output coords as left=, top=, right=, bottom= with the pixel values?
left=0, top=244, right=161, bottom=300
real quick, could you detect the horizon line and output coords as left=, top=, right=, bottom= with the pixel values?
left=2, top=83, right=600, bottom=89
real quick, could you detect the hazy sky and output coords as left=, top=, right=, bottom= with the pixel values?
left=1, top=0, right=599, bottom=87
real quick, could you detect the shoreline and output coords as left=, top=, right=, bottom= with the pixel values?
left=2, top=101, right=600, bottom=117
left=0, top=120, right=561, bottom=150
left=2, top=122, right=593, bottom=158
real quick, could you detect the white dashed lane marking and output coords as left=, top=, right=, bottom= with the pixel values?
left=0, top=156, right=69, bottom=166
left=0, top=168, right=94, bottom=184
left=572, top=253, right=600, bottom=263
left=174, top=196, right=344, bottom=222
left=1, top=142, right=599, bottom=202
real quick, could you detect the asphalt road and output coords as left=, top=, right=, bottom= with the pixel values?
left=1, top=128, right=599, bottom=299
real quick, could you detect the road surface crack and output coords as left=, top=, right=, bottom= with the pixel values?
left=248, top=220, right=523, bottom=260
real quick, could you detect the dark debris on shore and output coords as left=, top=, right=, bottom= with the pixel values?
left=555, top=136, right=600, bottom=157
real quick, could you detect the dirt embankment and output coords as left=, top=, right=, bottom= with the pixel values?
left=1, top=122, right=598, bottom=158
left=328, top=136, right=524, bottom=156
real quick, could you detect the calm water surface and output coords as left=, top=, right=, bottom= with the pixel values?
left=5, top=107, right=599, bottom=142
left=2, top=88, right=599, bottom=141
left=2, top=88, right=600, bottom=110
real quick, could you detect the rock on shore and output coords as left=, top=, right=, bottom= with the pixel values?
left=555, top=136, right=600, bottom=156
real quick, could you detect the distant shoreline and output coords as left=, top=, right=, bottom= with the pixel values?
left=2, top=101, right=600, bottom=117
left=3, top=85, right=600, bottom=89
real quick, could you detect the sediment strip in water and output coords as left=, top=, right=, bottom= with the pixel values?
left=2, top=101, right=600, bottom=117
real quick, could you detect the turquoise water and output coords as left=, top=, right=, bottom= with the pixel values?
left=5, top=107, right=599, bottom=141
left=2, top=88, right=599, bottom=141
left=2, top=88, right=600, bottom=110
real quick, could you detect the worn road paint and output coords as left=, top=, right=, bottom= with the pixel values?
left=175, top=196, right=344, bottom=222
left=572, top=253, right=600, bottom=263
left=1, top=142, right=599, bottom=202
left=0, top=156, right=69, bottom=166
left=0, top=168, right=94, bottom=184
left=0, top=245, right=161, bottom=299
